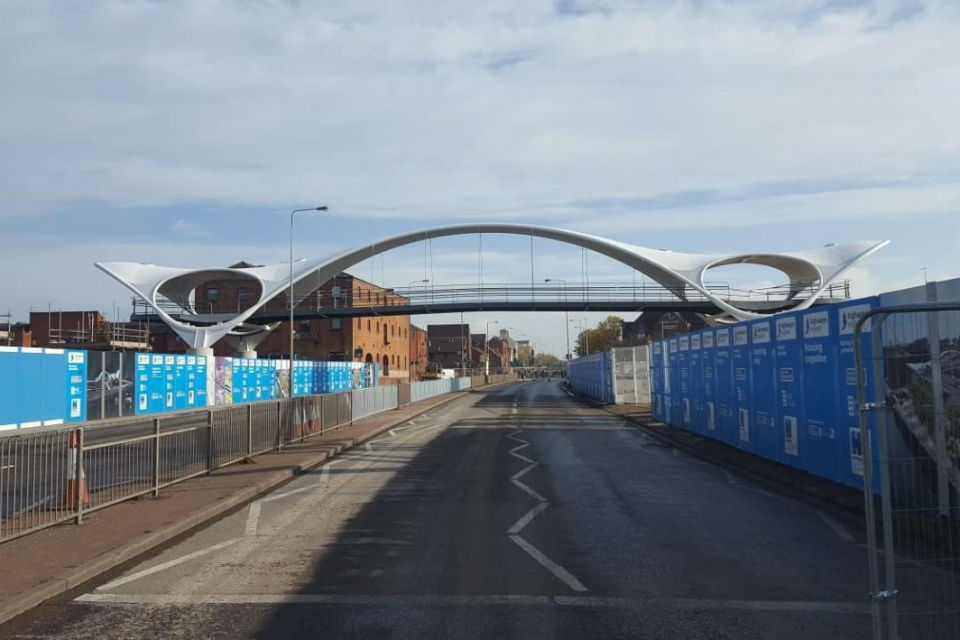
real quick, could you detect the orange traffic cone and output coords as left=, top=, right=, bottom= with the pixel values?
left=64, top=430, right=89, bottom=507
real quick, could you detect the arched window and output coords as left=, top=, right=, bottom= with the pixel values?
left=382, top=354, right=389, bottom=375
left=365, top=353, right=373, bottom=363
left=391, top=325, right=395, bottom=336
left=383, top=324, right=388, bottom=345
left=367, top=319, right=371, bottom=332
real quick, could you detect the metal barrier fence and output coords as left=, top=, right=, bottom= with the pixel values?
left=0, top=374, right=510, bottom=545
left=409, top=377, right=472, bottom=403
left=856, top=302, right=960, bottom=639
left=612, top=345, right=651, bottom=405
left=351, top=386, right=399, bottom=422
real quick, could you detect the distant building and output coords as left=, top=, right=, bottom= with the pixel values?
left=28, top=310, right=149, bottom=351
left=515, top=340, right=534, bottom=365
left=622, top=311, right=707, bottom=343
left=486, top=336, right=512, bottom=373
left=0, top=322, right=32, bottom=348
left=427, top=324, right=471, bottom=370
left=148, top=269, right=413, bottom=380
left=409, top=324, right=429, bottom=378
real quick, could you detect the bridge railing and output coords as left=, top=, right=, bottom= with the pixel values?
left=132, top=280, right=851, bottom=318
left=0, top=375, right=486, bottom=545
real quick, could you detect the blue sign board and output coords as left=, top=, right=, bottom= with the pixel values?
left=65, top=350, right=87, bottom=423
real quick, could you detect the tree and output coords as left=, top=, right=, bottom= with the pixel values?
left=533, top=353, right=562, bottom=367
left=574, top=316, right=624, bottom=356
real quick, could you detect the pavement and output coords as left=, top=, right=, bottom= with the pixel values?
left=0, top=380, right=877, bottom=639
left=0, top=386, right=478, bottom=627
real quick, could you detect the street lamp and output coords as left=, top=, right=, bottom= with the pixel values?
left=570, top=318, right=589, bottom=355
left=289, top=206, right=328, bottom=395
left=545, top=278, right=570, bottom=360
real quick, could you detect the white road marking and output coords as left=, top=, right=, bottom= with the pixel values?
left=365, top=443, right=373, bottom=453
left=509, top=535, right=588, bottom=592
left=244, top=503, right=261, bottom=536
left=504, top=428, right=585, bottom=592
left=388, top=429, right=398, bottom=437
left=96, top=538, right=242, bottom=591
left=815, top=510, right=855, bottom=543
left=723, top=470, right=738, bottom=485
left=0, top=464, right=14, bottom=471
left=75, top=592, right=870, bottom=612
left=507, top=502, right=549, bottom=535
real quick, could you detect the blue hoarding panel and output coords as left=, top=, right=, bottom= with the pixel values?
left=18, top=350, right=44, bottom=425
left=714, top=328, right=735, bottom=445
left=775, top=314, right=804, bottom=466
left=690, top=334, right=704, bottom=434
left=837, top=297, right=880, bottom=491
left=678, top=335, right=691, bottom=430
left=801, top=307, right=841, bottom=481
left=732, top=325, right=752, bottom=450
left=0, top=348, right=17, bottom=429
left=750, top=320, right=777, bottom=461
left=651, top=341, right=664, bottom=421
left=667, top=338, right=679, bottom=426
left=39, top=349, right=65, bottom=425
left=702, top=330, right=717, bottom=435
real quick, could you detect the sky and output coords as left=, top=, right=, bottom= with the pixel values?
left=1, top=0, right=958, bottom=357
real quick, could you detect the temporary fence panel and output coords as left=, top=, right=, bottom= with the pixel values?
left=775, top=314, right=804, bottom=465
left=750, top=319, right=777, bottom=461
left=837, top=297, right=880, bottom=491
left=668, top=338, right=680, bottom=425
left=856, top=295, right=960, bottom=640
left=689, top=335, right=703, bottom=434
left=712, top=328, right=734, bottom=445
left=702, top=330, right=717, bottom=435
left=651, top=342, right=664, bottom=420
left=677, top=336, right=691, bottom=430
left=611, top=345, right=651, bottom=405
left=801, top=307, right=843, bottom=481
left=732, top=326, right=752, bottom=449
left=351, top=386, right=399, bottom=422
left=0, top=347, right=87, bottom=429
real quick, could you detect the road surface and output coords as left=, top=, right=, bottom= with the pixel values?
left=0, top=380, right=872, bottom=639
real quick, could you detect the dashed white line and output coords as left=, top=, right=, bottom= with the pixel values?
left=815, top=510, right=855, bottom=543
left=507, top=502, right=549, bottom=535
left=723, top=470, right=738, bottom=486
left=509, top=535, right=588, bottom=592
left=96, top=538, right=242, bottom=591
left=244, top=503, right=261, bottom=535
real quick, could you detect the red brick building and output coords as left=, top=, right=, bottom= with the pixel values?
left=409, top=325, right=429, bottom=379
left=151, top=268, right=414, bottom=380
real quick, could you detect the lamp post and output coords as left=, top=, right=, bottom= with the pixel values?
left=289, top=206, right=328, bottom=395
left=485, top=320, right=499, bottom=375
left=545, top=278, right=570, bottom=360
left=570, top=318, right=589, bottom=356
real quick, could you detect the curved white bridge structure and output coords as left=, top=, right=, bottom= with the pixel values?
left=96, top=223, right=889, bottom=351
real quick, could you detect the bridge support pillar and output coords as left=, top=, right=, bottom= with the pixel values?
left=237, top=350, right=257, bottom=359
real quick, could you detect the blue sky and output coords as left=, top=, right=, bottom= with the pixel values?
left=1, top=0, right=958, bottom=356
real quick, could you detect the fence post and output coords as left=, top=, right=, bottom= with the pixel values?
left=276, top=400, right=283, bottom=451
left=924, top=296, right=951, bottom=517
left=247, top=404, right=253, bottom=458
left=206, top=410, right=214, bottom=473
left=153, top=417, right=161, bottom=497
left=74, top=429, right=84, bottom=525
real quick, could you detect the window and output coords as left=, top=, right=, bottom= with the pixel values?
left=358, top=318, right=362, bottom=330
left=367, top=319, right=371, bottom=331
left=331, top=318, right=341, bottom=330
left=205, top=288, right=219, bottom=301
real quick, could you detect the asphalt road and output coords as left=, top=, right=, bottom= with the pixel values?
left=0, top=381, right=873, bottom=639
